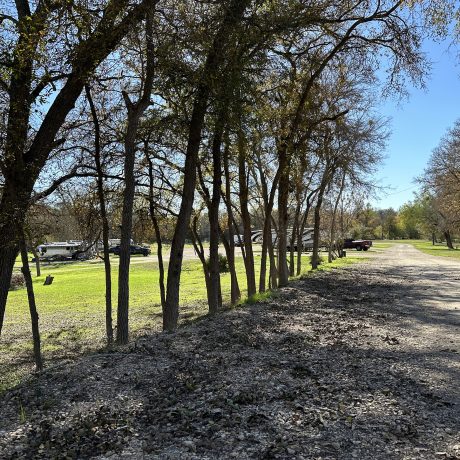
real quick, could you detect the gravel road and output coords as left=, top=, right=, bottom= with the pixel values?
left=0, top=244, right=459, bottom=459
left=366, top=244, right=460, bottom=405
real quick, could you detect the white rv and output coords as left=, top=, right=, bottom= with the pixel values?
left=36, top=241, right=83, bottom=260
left=234, top=228, right=315, bottom=251
left=289, top=227, right=314, bottom=251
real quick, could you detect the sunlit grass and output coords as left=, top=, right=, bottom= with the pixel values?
left=371, top=240, right=396, bottom=249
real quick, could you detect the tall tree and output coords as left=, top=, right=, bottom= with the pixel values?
left=85, top=84, right=114, bottom=344
left=163, top=0, right=252, bottom=331
left=0, top=0, right=151, bottom=337
left=117, top=6, right=156, bottom=344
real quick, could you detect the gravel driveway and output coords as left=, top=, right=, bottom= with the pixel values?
left=0, top=244, right=459, bottom=459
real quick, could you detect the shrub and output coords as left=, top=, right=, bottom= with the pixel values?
left=9, top=273, right=25, bottom=291
left=205, top=254, right=229, bottom=273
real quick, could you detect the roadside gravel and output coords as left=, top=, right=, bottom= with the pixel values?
left=0, top=244, right=459, bottom=459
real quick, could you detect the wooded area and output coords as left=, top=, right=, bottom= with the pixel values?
left=1, top=0, right=458, bottom=374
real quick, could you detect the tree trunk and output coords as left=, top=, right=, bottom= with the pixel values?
left=31, top=247, right=41, bottom=277
left=151, top=212, right=166, bottom=309
left=296, top=200, right=312, bottom=276
left=164, top=0, right=250, bottom=330
left=0, top=178, right=31, bottom=337
left=311, top=168, right=332, bottom=271
left=268, top=225, right=278, bottom=290
left=277, top=143, right=289, bottom=287
left=444, top=230, right=454, bottom=249
left=222, top=141, right=240, bottom=304
left=328, top=171, right=346, bottom=263
left=255, top=154, right=280, bottom=293
left=117, top=114, right=138, bottom=344
left=207, top=117, right=225, bottom=314
left=20, top=239, right=43, bottom=371
left=311, top=190, right=325, bottom=270
left=190, top=215, right=212, bottom=303
left=145, top=151, right=166, bottom=310
left=85, top=85, right=113, bottom=345
left=117, top=10, right=155, bottom=344
left=238, top=130, right=257, bottom=298
left=289, top=200, right=301, bottom=276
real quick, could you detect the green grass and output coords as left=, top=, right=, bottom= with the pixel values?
left=371, top=241, right=396, bottom=250
left=1, top=248, right=364, bottom=392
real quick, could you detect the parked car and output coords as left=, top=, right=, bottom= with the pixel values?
left=112, top=244, right=151, bottom=256
left=342, top=238, right=372, bottom=251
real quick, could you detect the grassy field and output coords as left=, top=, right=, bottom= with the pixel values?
left=1, top=247, right=364, bottom=392
left=371, top=241, right=396, bottom=250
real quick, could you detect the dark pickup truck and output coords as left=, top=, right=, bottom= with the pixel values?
left=343, top=238, right=372, bottom=251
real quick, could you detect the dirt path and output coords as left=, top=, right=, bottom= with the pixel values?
left=1, top=244, right=459, bottom=459
left=367, top=244, right=460, bottom=404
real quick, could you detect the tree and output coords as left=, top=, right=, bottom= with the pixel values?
left=0, top=0, right=152, bottom=337
left=117, top=5, right=155, bottom=345
left=419, top=119, right=460, bottom=247
left=163, top=0, right=252, bottom=331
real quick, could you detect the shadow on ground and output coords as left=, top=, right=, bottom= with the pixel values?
left=0, top=265, right=459, bottom=459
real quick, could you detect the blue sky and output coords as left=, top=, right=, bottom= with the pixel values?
left=371, top=37, right=460, bottom=210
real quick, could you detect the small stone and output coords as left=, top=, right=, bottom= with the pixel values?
left=183, top=440, right=196, bottom=450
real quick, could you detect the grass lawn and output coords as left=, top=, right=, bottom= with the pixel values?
left=371, top=241, right=396, bottom=250
left=1, top=247, right=363, bottom=392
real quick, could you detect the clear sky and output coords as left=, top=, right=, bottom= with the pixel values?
left=371, top=37, right=460, bottom=211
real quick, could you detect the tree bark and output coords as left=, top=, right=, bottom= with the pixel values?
left=268, top=220, right=278, bottom=290
left=145, top=151, right=166, bottom=310
left=311, top=189, right=325, bottom=270
left=85, top=85, right=113, bottom=345
left=311, top=165, right=332, bottom=270
left=238, top=129, right=257, bottom=298
left=257, top=165, right=280, bottom=293
left=190, top=214, right=212, bottom=303
left=207, top=116, right=226, bottom=314
left=31, top=247, right=41, bottom=277
left=277, top=143, right=290, bottom=287
left=444, top=230, right=454, bottom=249
left=20, top=238, right=43, bottom=371
left=296, top=194, right=314, bottom=275
left=289, top=199, right=301, bottom=276
left=222, top=140, right=240, bottom=304
left=328, top=171, right=346, bottom=263
left=117, top=9, right=155, bottom=344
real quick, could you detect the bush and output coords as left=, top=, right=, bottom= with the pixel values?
left=9, top=273, right=25, bottom=291
left=205, top=254, right=229, bottom=273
